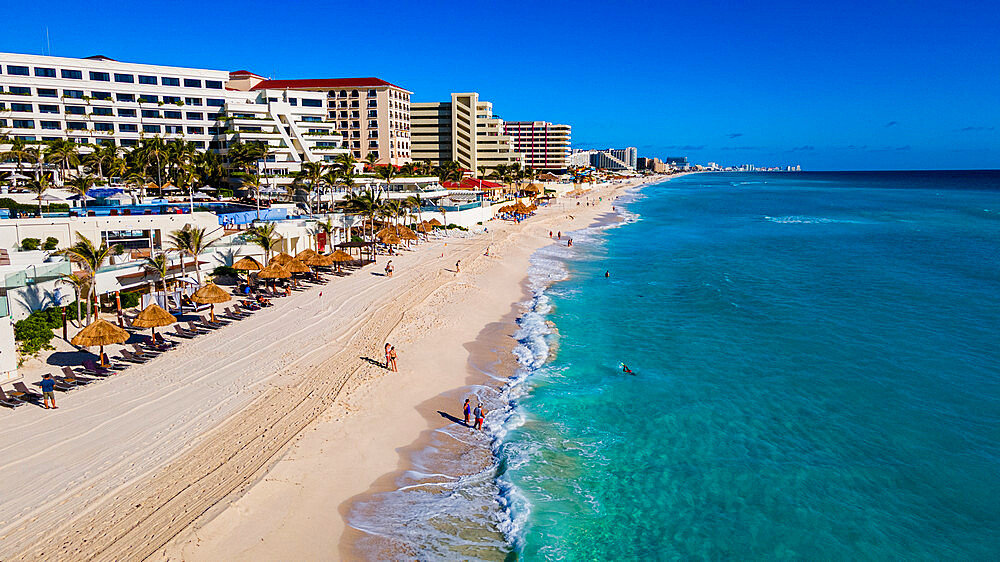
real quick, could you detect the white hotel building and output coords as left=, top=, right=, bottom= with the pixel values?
left=0, top=53, right=346, bottom=187
left=503, top=121, right=572, bottom=171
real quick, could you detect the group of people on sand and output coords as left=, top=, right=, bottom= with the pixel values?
left=384, top=343, right=398, bottom=371
left=462, top=397, right=486, bottom=430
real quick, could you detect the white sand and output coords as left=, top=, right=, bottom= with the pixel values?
left=0, top=177, right=672, bottom=560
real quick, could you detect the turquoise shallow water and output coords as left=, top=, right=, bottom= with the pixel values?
left=501, top=171, right=1000, bottom=560
left=349, top=171, right=1000, bottom=560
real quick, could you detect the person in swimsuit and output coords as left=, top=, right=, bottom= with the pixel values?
left=385, top=260, right=394, bottom=277
left=463, top=398, right=472, bottom=425
left=455, top=260, right=461, bottom=273
left=389, top=346, right=398, bottom=372
left=385, top=343, right=392, bottom=369
left=473, top=404, right=486, bottom=430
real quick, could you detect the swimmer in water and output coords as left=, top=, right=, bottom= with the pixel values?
left=620, top=363, right=634, bottom=374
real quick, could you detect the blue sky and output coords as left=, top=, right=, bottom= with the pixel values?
left=2, top=0, right=998, bottom=170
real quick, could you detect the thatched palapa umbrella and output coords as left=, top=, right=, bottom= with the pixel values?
left=270, top=253, right=294, bottom=266
left=329, top=250, right=354, bottom=272
left=286, top=259, right=311, bottom=273
left=294, top=249, right=318, bottom=262
left=305, top=253, right=334, bottom=267
left=427, top=218, right=443, bottom=227
left=416, top=222, right=433, bottom=234
left=191, top=282, right=231, bottom=322
left=71, top=318, right=129, bottom=366
left=232, top=256, right=263, bottom=271
left=257, top=262, right=291, bottom=279
left=378, top=232, right=401, bottom=246
left=130, top=303, right=176, bottom=338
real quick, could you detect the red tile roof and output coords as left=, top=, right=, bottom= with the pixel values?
left=444, top=178, right=504, bottom=190
left=250, top=77, right=407, bottom=91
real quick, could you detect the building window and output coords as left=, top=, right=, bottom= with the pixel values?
left=368, top=110, right=377, bottom=118
left=63, top=89, right=84, bottom=99
left=12, top=119, right=35, bottom=129
left=121, top=139, right=138, bottom=147
left=117, top=108, right=136, bottom=117
left=91, top=91, right=112, bottom=100
left=368, top=120, right=378, bottom=128
left=184, top=97, right=202, bottom=106
left=92, top=107, right=113, bottom=116
left=367, top=89, right=377, bottom=97
left=164, top=110, right=182, bottom=119
left=34, top=67, right=56, bottom=77
left=139, top=95, right=158, bottom=103
left=143, top=125, right=161, bottom=133
left=7, top=65, right=29, bottom=76
left=162, top=77, right=180, bottom=86
left=142, top=110, right=161, bottom=118
left=207, top=98, right=225, bottom=107
left=183, top=78, right=201, bottom=88
left=138, top=75, right=158, bottom=85
left=116, top=93, right=135, bottom=102
left=114, top=73, right=134, bottom=83
left=39, top=104, right=59, bottom=114
left=165, top=125, right=183, bottom=134
left=186, top=112, right=203, bottom=120
left=206, top=80, right=223, bottom=89
left=367, top=100, right=377, bottom=108
left=206, top=112, right=220, bottom=120
left=61, top=69, right=83, bottom=79
left=90, top=71, right=110, bottom=81
left=162, top=96, right=181, bottom=104
left=36, top=88, right=56, bottom=97
left=302, top=116, right=321, bottom=122
left=94, top=122, right=113, bottom=131
left=65, top=106, right=86, bottom=115
left=186, top=126, right=204, bottom=134
left=40, top=121, right=61, bottom=130
left=288, top=98, right=298, bottom=106
left=302, top=99, right=322, bottom=107
left=119, top=124, right=138, bottom=132
left=11, top=103, right=32, bottom=112
left=67, top=122, right=87, bottom=130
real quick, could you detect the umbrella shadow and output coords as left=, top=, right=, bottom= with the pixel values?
left=46, top=350, right=101, bottom=367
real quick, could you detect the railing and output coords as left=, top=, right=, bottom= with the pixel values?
left=2, top=261, right=72, bottom=290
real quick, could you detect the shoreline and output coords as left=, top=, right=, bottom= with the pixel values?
left=156, top=176, right=670, bottom=560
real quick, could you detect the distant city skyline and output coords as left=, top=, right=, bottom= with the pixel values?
left=1, top=0, right=997, bottom=170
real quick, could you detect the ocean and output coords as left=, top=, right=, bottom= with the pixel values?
left=349, top=171, right=1000, bottom=560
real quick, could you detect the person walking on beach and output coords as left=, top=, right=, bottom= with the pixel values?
left=389, top=345, right=398, bottom=372
left=40, top=374, right=57, bottom=409
left=384, top=343, right=392, bottom=370
left=455, top=260, right=461, bottom=273
left=385, top=260, right=394, bottom=277
left=473, top=403, right=486, bottom=430
left=463, top=398, right=472, bottom=425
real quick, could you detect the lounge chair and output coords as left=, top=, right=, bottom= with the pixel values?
left=119, top=349, right=150, bottom=363
left=186, top=322, right=210, bottom=334
left=200, top=315, right=229, bottom=328
left=0, top=387, right=25, bottom=408
left=101, top=353, right=129, bottom=370
left=130, top=344, right=160, bottom=358
left=220, top=307, right=245, bottom=320
left=55, top=373, right=89, bottom=385
left=12, top=382, right=43, bottom=402
left=67, top=365, right=109, bottom=380
left=150, top=333, right=179, bottom=348
left=140, top=335, right=173, bottom=351
left=82, top=360, right=116, bottom=376
left=173, top=325, right=197, bottom=339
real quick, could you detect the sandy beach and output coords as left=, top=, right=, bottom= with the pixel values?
left=0, top=176, right=670, bottom=561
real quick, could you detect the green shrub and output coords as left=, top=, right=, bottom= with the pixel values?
left=43, top=236, right=59, bottom=250
left=20, top=237, right=40, bottom=251
left=14, top=308, right=63, bottom=356
left=0, top=197, right=69, bottom=214
left=120, top=292, right=140, bottom=309
left=351, top=235, right=364, bottom=243
left=445, top=224, right=468, bottom=231
left=213, top=265, right=238, bottom=278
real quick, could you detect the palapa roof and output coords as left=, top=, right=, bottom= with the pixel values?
left=329, top=250, right=355, bottom=262
left=294, top=249, right=319, bottom=261
left=377, top=232, right=401, bottom=245
left=131, top=303, right=176, bottom=328
left=285, top=259, right=311, bottom=273
left=415, top=222, right=433, bottom=233
left=305, top=253, right=334, bottom=266
left=232, top=256, right=263, bottom=271
left=427, top=218, right=443, bottom=226
left=191, top=282, right=231, bottom=304
left=270, top=253, right=294, bottom=266
left=71, top=318, right=129, bottom=347
left=257, top=262, right=291, bottom=278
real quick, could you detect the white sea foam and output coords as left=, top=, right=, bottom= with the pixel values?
left=763, top=215, right=864, bottom=224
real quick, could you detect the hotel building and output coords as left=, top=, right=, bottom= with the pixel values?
left=502, top=121, right=571, bottom=171
left=0, top=53, right=346, bottom=187
left=226, top=77, right=412, bottom=166
left=570, top=147, right=638, bottom=170
left=411, top=92, right=523, bottom=173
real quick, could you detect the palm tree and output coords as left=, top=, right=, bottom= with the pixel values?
left=375, top=164, right=397, bottom=199
left=293, top=162, right=325, bottom=214
left=143, top=252, right=171, bottom=295
left=84, top=143, right=118, bottom=183
left=315, top=217, right=335, bottom=251
left=58, top=271, right=92, bottom=325
left=26, top=172, right=53, bottom=217
left=248, top=222, right=281, bottom=264
left=45, top=139, right=81, bottom=184
left=477, top=166, right=490, bottom=179
left=364, top=152, right=379, bottom=171
left=67, top=175, right=97, bottom=210
left=405, top=193, right=426, bottom=226
left=0, top=138, right=33, bottom=183
left=167, top=226, right=220, bottom=285
left=340, top=189, right=382, bottom=242
left=140, top=136, right=169, bottom=186
left=59, top=233, right=123, bottom=322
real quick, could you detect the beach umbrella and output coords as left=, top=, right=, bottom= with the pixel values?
left=145, top=182, right=159, bottom=192
left=191, top=282, right=231, bottom=322
left=328, top=249, right=354, bottom=272
left=415, top=222, right=433, bottom=233
left=377, top=232, right=401, bottom=245
left=394, top=225, right=418, bottom=241
left=305, top=253, right=334, bottom=267
left=257, top=262, right=291, bottom=279
left=231, top=256, right=263, bottom=271
left=161, top=182, right=179, bottom=192
left=285, top=259, right=311, bottom=273
left=71, top=318, right=129, bottom=366
left=39, top=193, right=65, bottom=202
left=294, top=248, right=318, bottom=262
left=270, top=253, right=294, bottom=266
left=427, top=218, right=443, bottom=227
left=130, top=303, right=176, bottom=338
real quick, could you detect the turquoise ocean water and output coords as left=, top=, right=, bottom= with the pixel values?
left=351, top=171, right=1000, bottom=560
